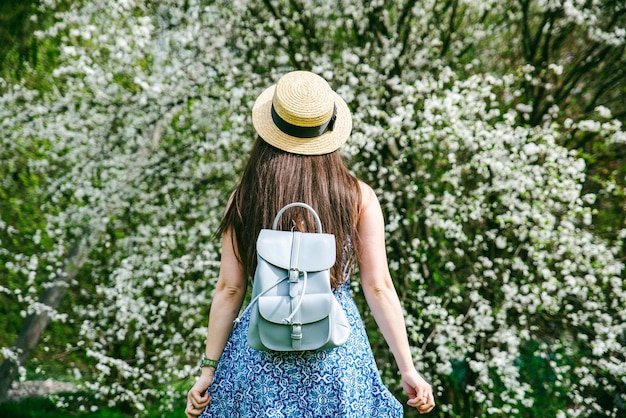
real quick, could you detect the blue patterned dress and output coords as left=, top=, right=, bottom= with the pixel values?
left=200, top=279, right=403, bottom=417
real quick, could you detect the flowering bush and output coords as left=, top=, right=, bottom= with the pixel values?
left=1, top=0, right=624, bottom=416
left=347, top=69, right=625, bottom=416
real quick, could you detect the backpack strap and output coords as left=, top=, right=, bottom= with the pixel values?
left=286, top=230, right=304, bottom=349
left=233, top=275, right=289, bottom=326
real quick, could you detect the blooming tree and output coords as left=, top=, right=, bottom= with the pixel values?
left=1, top=0, right=624, bottom=416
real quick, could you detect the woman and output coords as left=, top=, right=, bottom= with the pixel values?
left=186, top=71, right=435, bottom=417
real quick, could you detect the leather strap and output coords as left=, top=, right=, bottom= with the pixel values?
left=233, top=275, right=289, bottom=326
left=288, top=231, right=303, bottom=349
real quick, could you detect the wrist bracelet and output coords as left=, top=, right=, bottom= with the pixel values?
left=198, top=354, right=219, bottom=369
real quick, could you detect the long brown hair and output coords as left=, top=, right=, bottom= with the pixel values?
left=218, top=136, right=362, bottom=288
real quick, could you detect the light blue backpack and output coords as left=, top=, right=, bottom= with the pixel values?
left=235, top=202, right=350, bottom=351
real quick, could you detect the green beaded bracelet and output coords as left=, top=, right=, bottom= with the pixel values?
left=198, top=355, right=219, bottom=369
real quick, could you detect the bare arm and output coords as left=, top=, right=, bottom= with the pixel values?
left=357, top=182, right=435, bottom=414
left=204, top=229, right=247, bottom=360
left=186, top=229, right=247, bottom=417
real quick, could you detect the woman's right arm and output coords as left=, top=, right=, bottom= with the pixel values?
left=356, top=181, right=435, bottom=414
left=185, top=229, right=247, bottom=418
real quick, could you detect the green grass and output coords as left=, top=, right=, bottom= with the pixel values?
left=0, top=396, right=129, bottom=418
left=0, top=395, right=185, bottom=418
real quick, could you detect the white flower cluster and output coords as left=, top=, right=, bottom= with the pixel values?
left=347, top=64, right=625, bottom=414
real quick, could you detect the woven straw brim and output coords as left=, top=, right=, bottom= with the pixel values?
left=252, top=81, right=352, bottom=156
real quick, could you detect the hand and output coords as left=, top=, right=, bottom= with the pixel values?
left=185, top=370, right=214, bottom=418
left=402, top=369, right=435, bottom=414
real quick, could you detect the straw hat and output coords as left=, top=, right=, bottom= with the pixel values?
left=252, top=71, right=352, bottom=155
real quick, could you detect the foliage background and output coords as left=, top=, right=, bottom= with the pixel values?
left=1, top=0, right=625, bottom=417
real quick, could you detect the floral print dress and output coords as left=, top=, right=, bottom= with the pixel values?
left=200, top=277, right=403, bottom=418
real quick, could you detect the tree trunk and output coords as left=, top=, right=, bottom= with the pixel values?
left=0, top=239, right=88, bottom=402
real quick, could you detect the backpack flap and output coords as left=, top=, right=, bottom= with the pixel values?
left=258, top=294, right=333, bottom=324
left=256, top=294, right=335, bottom=351
left=257, top=229, right=336, bottom=271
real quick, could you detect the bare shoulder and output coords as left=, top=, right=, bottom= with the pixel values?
left=357, top=180, right=378, bottom=210
left=356, top=180, right=385, bottom=231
